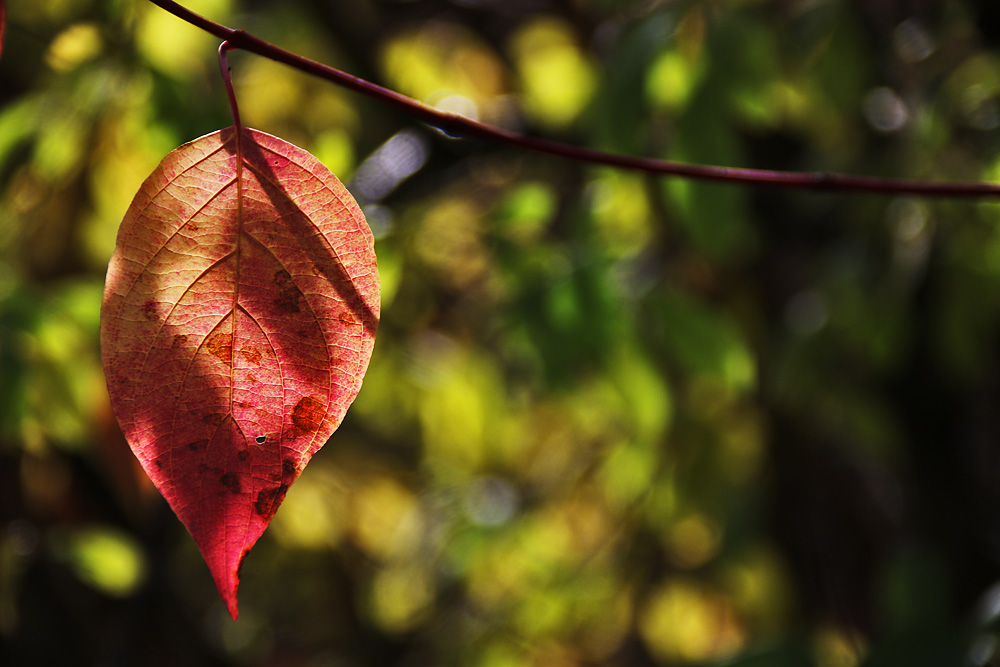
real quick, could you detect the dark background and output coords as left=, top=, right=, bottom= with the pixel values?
left=3, top=0, right=1000, bottom=665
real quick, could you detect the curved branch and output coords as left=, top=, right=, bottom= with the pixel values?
left=150, top=0, right=1000, bottom=198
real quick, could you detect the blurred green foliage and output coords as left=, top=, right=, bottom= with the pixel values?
left=4, top=0, right=1000, bottom=665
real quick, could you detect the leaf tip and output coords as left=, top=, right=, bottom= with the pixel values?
left=208, top=546, right=248, bottom=622
left=219, top=556, right=244, bottom=621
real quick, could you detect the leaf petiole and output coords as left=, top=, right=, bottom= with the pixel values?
left=217, top=39, right=243, bottom=134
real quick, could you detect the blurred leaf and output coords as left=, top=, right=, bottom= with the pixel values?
left=509, top=16, right=595, bottom=128
left=57, top=525, right=146, bottom=597
left=493, top=181, right=556, bottom=244
left=351, top=476, right=423, bottom=561
left=136, top=0, right=231, bottom=77
left=0, top=280, right=104, bottom=452
left=588, top=169, right=653, bottom=259
left=269, top=461, right=346, bottom=550
left=640, top=577, right=746, bottom=663
left=665, top=96, right=756, bottom=261
left=381, top=20, right=507, bottom=121
left=368, top=562, right=433, bottom=633
left=0, top=97, right=41, bottom=174
left=646, top=48, right=704, bottom=113
left=650, top=289, right=756, bottom=394
left=592, top=13, right=673, bottom=152
left=44, top=22, right=102, bottom=72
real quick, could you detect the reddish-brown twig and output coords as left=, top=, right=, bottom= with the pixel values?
left=151, top=0, right=1000, bottom=198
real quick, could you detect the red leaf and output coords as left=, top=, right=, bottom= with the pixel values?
left=100, top=127, right=379, bottom=620
left=0, top=0, right=6, bottom=61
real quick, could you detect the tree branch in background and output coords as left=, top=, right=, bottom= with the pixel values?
left=150, top=0, right=1000, bottom=199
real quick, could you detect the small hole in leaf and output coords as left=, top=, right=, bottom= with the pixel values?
left=256, top=435, right=266, bottom=444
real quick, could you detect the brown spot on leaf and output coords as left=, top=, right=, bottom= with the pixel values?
left=153, top=459, right=163, bottom=470
left=240, top=346, right=262, bottom=366
left=187, top=439, right=209, bottom=452
left=235, top=401, right=252, bottom=409
left=292, top=396, right=324, bottom=432
left=254, top=485, right=288, bottom=520
left=143, top=301, right=157, bottom=320
left=206, top=332, right=233, bottom=366
left=203, top=413, right=225, bottom=426
left=238, top=450, right=249, bottom=461
left=220, top=473, right=242, bottom=494
left=273, top=269, right=301, bottom=313
left=247, top=374, right=258, bottom=384
left=282, top=458, right=297, bottom=479
left=338, top=311, right=357, bottom=325
left=172, top=334, right=188, bottom=348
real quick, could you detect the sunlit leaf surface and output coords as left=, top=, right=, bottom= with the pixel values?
left=101, top=127, right=379, bottom=619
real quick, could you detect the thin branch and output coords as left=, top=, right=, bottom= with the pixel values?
left=150, top=0, right=1000, bottom=198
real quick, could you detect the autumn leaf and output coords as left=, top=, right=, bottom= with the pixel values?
left=100, top=127, right=379, bottom=620
left=0, top=0, right=6, bottom=61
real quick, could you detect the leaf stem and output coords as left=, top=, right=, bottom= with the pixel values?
left=217, top=40, right=242, bottom=134
left=153, top=0, right=1000, bottom=199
